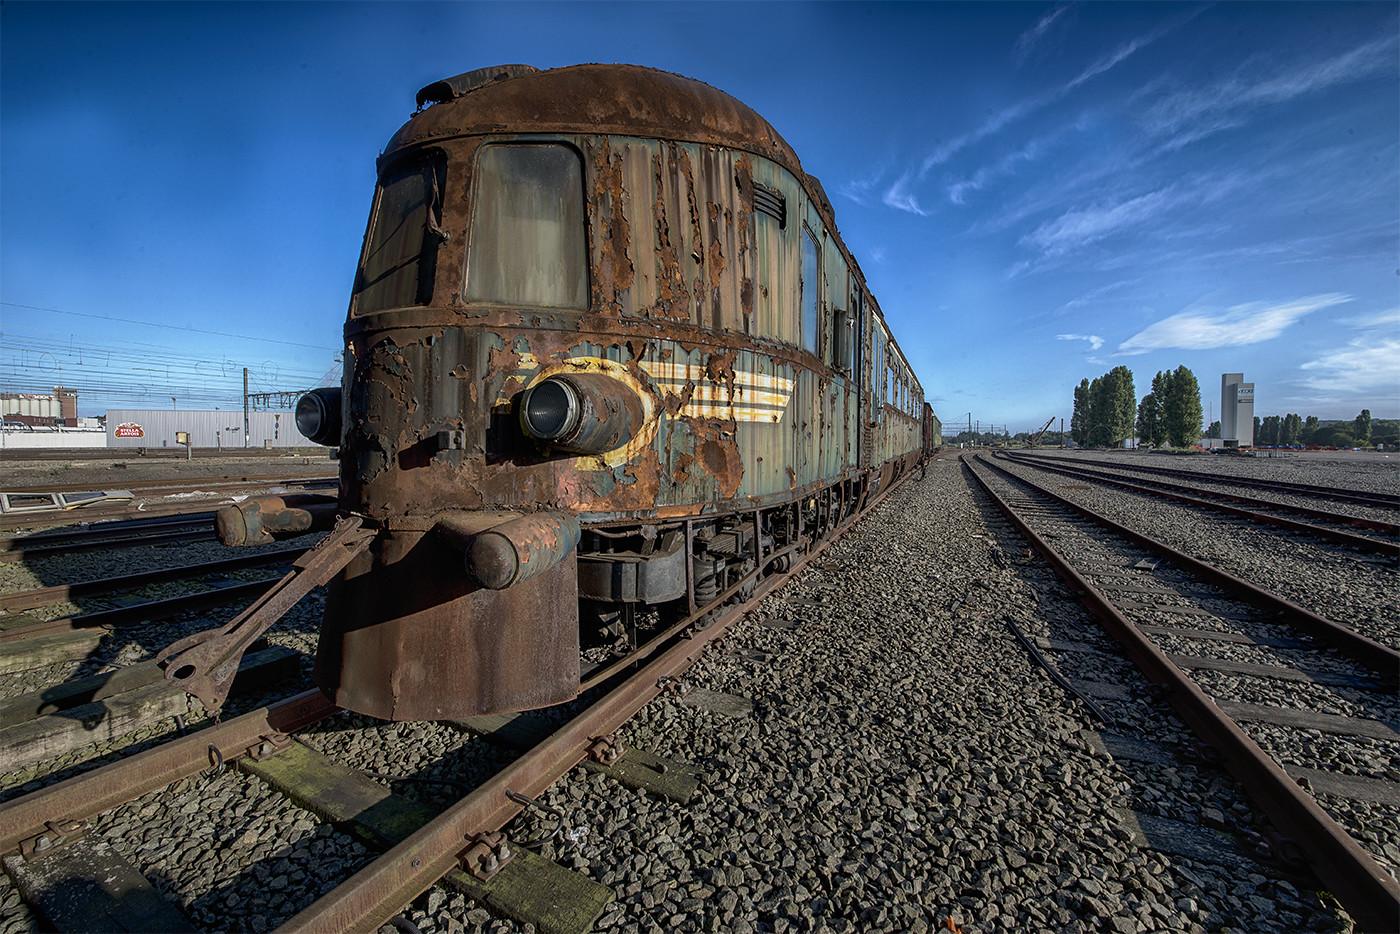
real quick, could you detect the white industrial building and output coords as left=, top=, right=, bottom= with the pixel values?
left=105, top=410, right=324, bottom=449
left=1220, top=373, right=1255, bottom=448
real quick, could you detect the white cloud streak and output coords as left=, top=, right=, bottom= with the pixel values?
left=1341, top=307, right=1400, bottom=329
left=1300, top=338, right=1400, bottom=395
left=1016, top=5, right=1071, bottom=62
left=920, top=8, right=1198, bottom=174
left=1117, top=293, right=1352, bottom=355
left=882, top=172, right=931, bottom=216
left=1142, top=33, right=1400, bottom=147
left=946, top=134, right=1058, bottom=205
left=1024, top=188, right=1175, bottom=255
left=1056, top=333, right=1104, bottom=350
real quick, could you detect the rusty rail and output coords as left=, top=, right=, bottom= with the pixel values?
left=980, top=456, right=1398, bottom=677
left=0, top=689, right=338, bottom=854
left=964, top=454, right=1400, bottom=930
left=276, top=472, right=915, bottom=933
left=997, top=452, right=1397, bottom=556
left=1013, top=451, right=1400, bottom=510
left=0, top=546, right=309, bottom=613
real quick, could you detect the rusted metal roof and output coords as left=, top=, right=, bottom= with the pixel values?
left=391, top=64, right=801, bottom=172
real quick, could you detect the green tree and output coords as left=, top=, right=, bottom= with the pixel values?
left=1311, top=424, right=1356, bottom=447
left=1086, top=376, right=1109, bottom=446
left=1354, top=409, right=1372, bottom=445
left=1204, top=420, right=1221, bottom=439
left=1253, top=416, right=1261, bottom=443
left=1161, top=365, right=1203, bottom=447
left=1071, top=379, right=1090, bottom=445
left=1302, top=415, right=1320, bottom=442
left=1282, top=413, right=1303, bottom=444
left=1105, top=366, right=1137, bottom=446
left=1260, top=415, right=1281, bottom=444
left=1137, top=394, right=1162, bottom=446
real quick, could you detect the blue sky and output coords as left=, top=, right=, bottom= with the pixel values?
left=2, top=2, right=1396, bottom=426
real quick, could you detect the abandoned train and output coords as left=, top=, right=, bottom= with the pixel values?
left=268, top=64, right=938, bottom=720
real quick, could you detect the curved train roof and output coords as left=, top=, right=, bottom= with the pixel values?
left=387, top=63, right=922, bottom=396
left=390, top=63, right=800, bottom=173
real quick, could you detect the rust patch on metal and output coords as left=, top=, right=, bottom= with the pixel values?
left=650, top=150, right=689, bottom=320
left=587, top=138, right=634, bottom=315
left=691, top=419, right=743, bottom=499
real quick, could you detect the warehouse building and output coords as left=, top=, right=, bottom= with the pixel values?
left=105, top=409, right=325, bottom=449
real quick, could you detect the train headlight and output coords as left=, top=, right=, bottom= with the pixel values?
left=519, top=373, right=643, bottom=455
left=295, top=387, right=343, bottom=446
left=520, top=377, right=579, bottom=443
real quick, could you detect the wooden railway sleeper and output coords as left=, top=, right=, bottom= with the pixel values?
left=156, top=516, right=376, bottom=717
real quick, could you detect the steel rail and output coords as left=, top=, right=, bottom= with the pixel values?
left=0, top=688, right=339, bottom=854
left=4, top=475, right=336, bottom=497
left=1016, top=452, right=1400, bottom=509
left=963, top=454, right=1400, bottom=931
left=0, top=577, right=284, bottom=645
left=276, top=471, right=916, bottom=934
left=0, top=514, right=212, bottom=549
left=0, top=546, right=309, bottom=612
left=1003, top=451, right=1398, bottom=536
left=0, top=527, right=215, bottom=563
left=976, top=455, right=1398, bottom=677
left=997, top=452, right=1397, bottom=557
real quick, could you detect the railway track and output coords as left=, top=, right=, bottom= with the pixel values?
left=0, top=466, right=917, bottom=932
left=1016, top=451, right=1400, bottom=511
left=0, top=545, right=310, bottom=652
left=0, top=476, right=337, bottom=533
left=964, top=453, right=1400, bottom=930
left=0, top=518, right=215, bottom=562
left=999, top=451, right=1399, bottom=558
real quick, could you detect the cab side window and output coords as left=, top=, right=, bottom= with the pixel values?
left=354, top=155, right=447, bottom=313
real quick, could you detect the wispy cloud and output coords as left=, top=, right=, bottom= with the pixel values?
left=1015, top=5, right=1071, bottom=62
left=1141, top=33, right=1400, bottom=148
left=1341, top=307, right=1400, bottom=329
left=1117, top=293, right=1352, bottom=355
left=945, top=121, right=1090, bottom=205
left=1300, top=338, right=1400, bottom=395
left=1058, top=278, right=1142, bottom=312
left=1023, top=187, right=1175, bottom=256
left=882, top=172, right=931, bottom=216
left=922, top=8, right=1199, bottom=174
left=1056, top=333, right=1104, bottom=350
left=839, top=162, right=893, bottom=206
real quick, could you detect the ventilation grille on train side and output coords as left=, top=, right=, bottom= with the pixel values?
left=753, top=184, right=786, bottom=228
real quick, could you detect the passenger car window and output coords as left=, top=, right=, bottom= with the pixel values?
left=354, top=156, right=446, bottom=313
left=800, top=227, right=820, bottom=355
left=466, top=144, right=587, bottom=309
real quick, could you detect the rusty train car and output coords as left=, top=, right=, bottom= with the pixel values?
left=246, top=64, right=936, bottom=721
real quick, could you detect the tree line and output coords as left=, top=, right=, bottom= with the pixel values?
left=1070, top=365, right=1203, bottom=448
left=1214, top=408, right=1394, bottom=448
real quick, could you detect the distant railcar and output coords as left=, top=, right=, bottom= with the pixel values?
left=279, top=64, right=934, bottom=720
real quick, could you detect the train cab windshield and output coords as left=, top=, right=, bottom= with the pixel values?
left=353, top=156, right=447, bottom=313
left=465, top=143, right=587, bottom=309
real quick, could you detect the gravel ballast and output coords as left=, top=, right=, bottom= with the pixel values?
left=0, top=455, right=1367, bottom=932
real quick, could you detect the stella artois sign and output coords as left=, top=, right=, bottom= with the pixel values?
left=114, top=422, right=144, bottom=438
